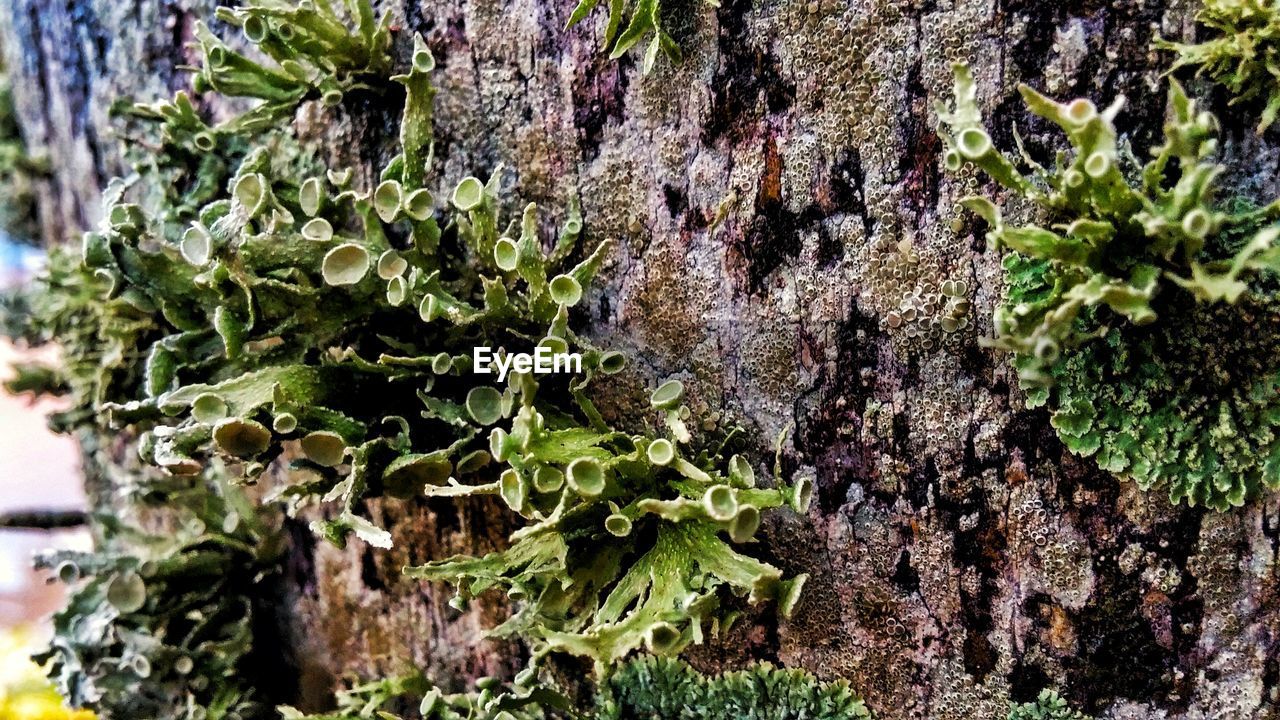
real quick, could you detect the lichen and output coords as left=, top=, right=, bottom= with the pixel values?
left=278, top=656, right=873, bottom=720
left=13, top=0, right=812, bottom=703
left=937, top=63, right=1280, bottom=509
left=1157, top=0, right=1280, bottom=132
left=279, top=672, right=558, bottom=720
left=566, top=0, right=708, bottom=74
left=34, top=475, right=280, bottom=720
left=194, top=0, right=390, bottom=131
left=1007, top=689, right=1092, bottom=720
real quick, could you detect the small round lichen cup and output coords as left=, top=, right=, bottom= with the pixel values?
left=403, top=188, right=434, bottom=221
left=494, top=237, right=520, bottom=271
left=451, top=176, right=485, bottom=211
left=300, top=431, right=347, bottom=467
left=212, top=418, right=271, bottom=458
left=605, top=512, right=633, bottom=537
left=181, top=225, right=213, bottom=266
left=386, top=275, right=408, bottom=306
left=500, top=469, right=527, bottom=512
left=549, top=274, right=583, bottom=306
left=299, top=176, right=324, bottom=217
left=702, top=484, right=738, bottom=522
left=377, top=250, right=408, bottom=279
left=566, top=457, right=606, bottom=497
left=466, top=386, right=504, bottom=425
left=232, top=172, right=268, bottom=218
left=533, top=465, right=565, bottom=493
left=374, top=179, right=403, bottom=223
left=644, top=621, right=682, bottom=654
left=646, top=438, right=675, bottom=466
left=597, top=350, right=627, bottom=374
left=301, top=217, right=333, bottom=242
left=649, top=379, right=685, bottom=410
left=321, top=243, right=371, bottom=286
left=729, top=505, right=762, bottom=543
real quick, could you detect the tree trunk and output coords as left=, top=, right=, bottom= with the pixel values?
left=4, top=0, right=1279, bottom=718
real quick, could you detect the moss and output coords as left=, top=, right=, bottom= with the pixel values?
left=1157, top=0, right=1280, bottom=132
left=597, top=655, right=873, bottom=719
left=937, top=63, right=1280, bottom=510
left=34, top=475, right=281, bottom=720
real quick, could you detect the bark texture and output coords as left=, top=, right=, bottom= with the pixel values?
left=4, top=0, right=1280, bottom=718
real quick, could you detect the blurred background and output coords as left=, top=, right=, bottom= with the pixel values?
left=0, top=37, right=100, bottom=718
left=0, top=232, right=93, bottom=718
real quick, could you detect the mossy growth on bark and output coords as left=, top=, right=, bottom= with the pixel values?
left=1157, top=0, right=1280, bottom=132
left=937, top=63, right=1280, bottom=509
left=9, top=0, right=816, bottom=712
left=278, top=656, right=872, bottom=719
left=596, top=656, right=872, bottom=720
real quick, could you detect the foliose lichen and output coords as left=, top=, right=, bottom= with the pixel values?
left=34, top=475, right=281, bottom=720
left=174, top=0, right=390, bottom=134
left=566, top=0, right=706, bottom=74
left=16, top=0, right=811, bottom=702
left=937, top=63, right=1280, bottom=509
left=279, top=671, right=562, bottom=720
left=1157, top=0, right=1280, bottom=132
left=1007, top=689, right=1092, bottom=720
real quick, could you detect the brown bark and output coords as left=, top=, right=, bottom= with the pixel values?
left=4, top=0, right=1279, bottom=717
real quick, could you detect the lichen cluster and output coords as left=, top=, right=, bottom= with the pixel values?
left=11, top=0, right=817, bottom=711
left=938, top=63, right=1280, bottom=509
left=278, top=656, right=871, bottom=720
left=1158, top=0, right=1280, bottom=132
left=159, top=0, right=391, bottom=135
left=1007, top=689, right=1092, bottom=720
left=279, top=672, right=557, bottom=719
left=34, top=476, right=279, bottom=720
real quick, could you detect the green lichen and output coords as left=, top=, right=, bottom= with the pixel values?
left=279, top=672, right=564, bottom=720
left=16, top=0, right=808, bottom=701
left=1157, top=0, right=1280, bottom=132
left=566, top=0, right=710, bottom=74
left=1007, top=689, right=1092, bottom=720
left=193, top=0, right=390, bottom=132
left=938, top=63, right=1280, bottom=509
left=34, top=475, right=280, bottom=720
left=279, top=656, right=872, bottom=720
left=404, top=419, right=810, bottom=673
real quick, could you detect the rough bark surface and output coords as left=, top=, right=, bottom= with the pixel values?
left=4, top=0, right=1280, bottom=718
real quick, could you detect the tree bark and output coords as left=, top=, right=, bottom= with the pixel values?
left=4, top=0, right=1279, bottom=718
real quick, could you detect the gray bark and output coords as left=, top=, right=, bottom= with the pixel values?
left=3, top=0, right=1279, bottom=717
